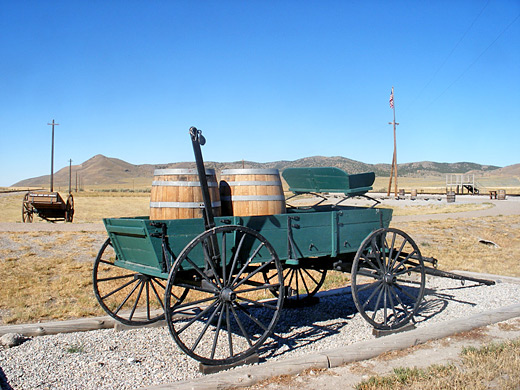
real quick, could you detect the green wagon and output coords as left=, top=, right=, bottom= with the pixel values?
left=93, top=127, right=490, bottom=366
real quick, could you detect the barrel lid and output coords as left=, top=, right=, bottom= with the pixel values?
left=154, top=168, right=216, bottom=175
left=221, top=168, right=280, bottom=175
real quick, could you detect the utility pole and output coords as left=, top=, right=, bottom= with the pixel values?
left=47, top=120, right=59, bottom=192
left=387, top=88, right=399, bottom=197
left=68, top=159, right=72, bottom=194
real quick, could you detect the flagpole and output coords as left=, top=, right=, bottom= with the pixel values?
left=387, top=87, right=399, bottom=197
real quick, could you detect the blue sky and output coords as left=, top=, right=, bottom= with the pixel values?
left=1, top=1, right=519, bottom=186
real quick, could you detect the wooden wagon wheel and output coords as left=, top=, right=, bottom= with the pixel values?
left=93, top=238, right=187, bottom=326
left=65, top=194, right=74, bottom=222
left=262, top=265, right=327, bottom=304
left=164, top=225, right=285, bottom=366
left=351, top=228, right=425, bottom=330
left=22, top=193, right=34, bottom=223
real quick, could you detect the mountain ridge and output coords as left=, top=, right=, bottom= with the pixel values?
left=12, top=154, right=514, bottom=188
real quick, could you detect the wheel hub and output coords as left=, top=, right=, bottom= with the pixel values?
left=383, top=273, right=396, bottom=284
left=220, top=287, right=236, bottom=302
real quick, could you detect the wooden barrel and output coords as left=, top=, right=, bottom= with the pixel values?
left=446, top=191, right=456, bottom=203
left=497, top=189, right=506, bottom=200
left=150, top=169, right=221, bottom=220
left=219, top=169, right=286, bottom=216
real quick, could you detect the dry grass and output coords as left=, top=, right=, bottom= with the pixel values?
left=0, top=232, right=107, bottom=324
left=391, top=214, right=520, bottom=277
left=0, top=191, right=150, bottom=223
left=382, top=202, right=493, bottom=216
left=356, top=338, right=520, bottom=390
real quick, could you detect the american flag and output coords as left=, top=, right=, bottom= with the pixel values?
left=389, top=87, right=394, bottom=109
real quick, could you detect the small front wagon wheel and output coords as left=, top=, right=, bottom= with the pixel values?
left=65, top=194, right=74, bottom=222
left=93, top=238, right=186, bottom=326
left=263, top=265, right=327, bottom=304
left=164, top=225, right=284, bottom=366
left=22, top=193, right=33, bottom=223
left=351, top=228, right=425, bottom=330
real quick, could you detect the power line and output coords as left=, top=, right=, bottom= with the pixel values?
left=429, top=11, right=520, bottom=106
left=409, top=0, right=490, bottom=109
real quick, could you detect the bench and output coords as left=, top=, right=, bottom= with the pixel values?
left=282, top=167, right=378, bottom=208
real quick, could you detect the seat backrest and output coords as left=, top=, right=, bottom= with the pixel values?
left=282, top=167, right=375, bottom=195
left=282, top=167, right=350, bottom=193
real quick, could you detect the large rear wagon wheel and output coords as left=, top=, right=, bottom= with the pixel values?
left=93, top=238, right=186, bottom=326
left=164, top=225, right=284, bottom=366
left=351, top=228, right=425, bottom=330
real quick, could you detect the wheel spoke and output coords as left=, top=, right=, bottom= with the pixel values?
left=211, top=303, right=225, bottom=359
left=370, top=285, right=385, bottom=320
left=301, top=268, right=321, bottom=286
left=362, top=281, right=383, bottom=310
left=221, top=231, right=227, bottom=286
left=382, top=285, right=388, bottom=325
left=391, top=250, right=418, bottom=274
left=361, top=255, right=381, bottom=273
left=298, top=268, right=311, bottom=296
left=393, top=283, right=420, bottom=303
left=238, top=296, right=278, bottom=311
left=145, top=280, right=151, bottom=320
left=228, top=232, right=247, bottom=283
left=183, top=256, right=219, bottom=291
left=357, top=279, right=382, bottom=293
left=230, top=303, right=253, bottom=347
left=201, top=240, right=223, bottom=290
left=231, top=241, right=266, bottom=287
left=172, top=295, right=218, bottom=311
left=97, top=273, right=135, bottom=282
left=177, top=299, right=219, bottom=336
left=226, top=304, right=233, bottom=357
left=191, top=302, right=222, bottom=353
left=389, top=284, right=410, bottom=316
left=286, top=268, right=296, bottom=288
left=128, top=279, right=146, bottom=320
left=112, top=280, right=142, bottom=315
left=387, top=284, right=399, bottom=321
left=233, top=258, right=275, bottom=289
left=101, top=278, right=138, bottom=300
left=234, top=301, right=268, bottom=332
left=394, top=265, right=422, bottom=277
left=233, top=283, right=281, bottom=295
left=149, top=279, right=165, bottom=311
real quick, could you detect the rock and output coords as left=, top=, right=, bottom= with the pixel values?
left=1, top=333, right=29, bottom=348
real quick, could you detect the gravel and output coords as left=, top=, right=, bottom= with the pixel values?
left=1, top=276, right=520, bottom=390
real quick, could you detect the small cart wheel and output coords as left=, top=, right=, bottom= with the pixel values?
left=22, top=193, right=34, bottom=223
left=165, top=225, right=285, bottom=366
left=263, top=265, right=327, bottom=303
left=351, top=228, right=425, bottom=330
left=65, top=194, right=74, bottom=222
left=93, top=238, right=187, bottom=326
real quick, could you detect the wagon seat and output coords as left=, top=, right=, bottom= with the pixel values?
left=282, top=167, right=379, bottom=209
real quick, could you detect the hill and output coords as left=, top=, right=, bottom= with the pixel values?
left=12, top=154, right=508, bottom=188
